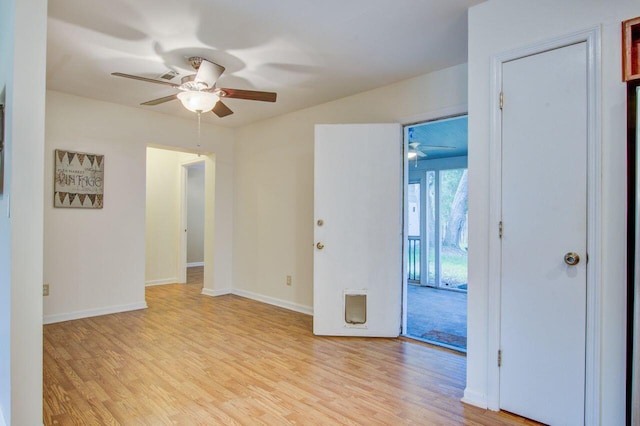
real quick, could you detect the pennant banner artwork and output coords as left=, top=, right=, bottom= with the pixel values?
left=54, top=149, right=104, bottom=208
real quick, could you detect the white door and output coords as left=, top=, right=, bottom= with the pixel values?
left=500, top=42, right=587, bottom=425
left=314, top=124, right=402, bottom=337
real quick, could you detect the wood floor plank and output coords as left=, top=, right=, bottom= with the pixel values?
left=44, top=277, right=542, bottom=425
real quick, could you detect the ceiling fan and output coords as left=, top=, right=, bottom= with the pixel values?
left=408, top=141, right=455, bottom=159
left=111, top=56, right=277, bottom=118
left=407, top=141, right=456, bottom=167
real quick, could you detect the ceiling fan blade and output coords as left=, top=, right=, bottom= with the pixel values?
left=112, top=72, right=179, bottom=87
left=416, top=151, right=427, bottom=158
left=141, top=94, right=178, bottom=106
left=195, top=59, right=225, bottom=88
left=419, top=145, right=456, bottom=150
left=212, top=101, right=234, bottom=118
left=218, top=88, right=277, bottom=102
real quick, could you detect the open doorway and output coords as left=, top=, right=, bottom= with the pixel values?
left=185, top=162, right=205, bottom=286
left=145, top=147, right=213, bottom=291
left=404, top=115, right=468, bottom=351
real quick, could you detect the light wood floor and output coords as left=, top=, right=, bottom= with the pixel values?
left=186, top=265, right=204, bottom=286
left=44, top=269, right=540, bottom=425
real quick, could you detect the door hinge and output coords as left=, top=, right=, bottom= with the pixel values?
left=499, top=91, right=504, bottom=110
left=499, top=221, right=503, bottom=239
left=498, top=349, right=502, bottom=367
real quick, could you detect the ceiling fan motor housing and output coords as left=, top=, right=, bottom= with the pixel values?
left=188, top=56, right=204, bottom=70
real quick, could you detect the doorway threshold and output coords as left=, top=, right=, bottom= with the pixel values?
left=402, top=333, right=467, bottom=354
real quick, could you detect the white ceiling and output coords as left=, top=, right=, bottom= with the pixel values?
left=46, top=0, right=484, bottom=128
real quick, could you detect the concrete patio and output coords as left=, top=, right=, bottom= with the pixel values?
left=405, top=284, right=467, bottom=351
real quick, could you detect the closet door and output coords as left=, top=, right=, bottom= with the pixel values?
left=500, top=42, right=587, bottom=425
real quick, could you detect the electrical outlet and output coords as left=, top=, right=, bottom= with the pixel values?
left=286, top=275, right=292, bottom=286
left=43, top=283, right=50, bottom=296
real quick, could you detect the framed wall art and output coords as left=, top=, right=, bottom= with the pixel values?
left=54, top=149, right=104, bottom=208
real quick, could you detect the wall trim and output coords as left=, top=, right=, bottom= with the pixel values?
left=145, top=278, right=179, bottom=286
left=186, top=261, right=204, bottom=267
left=233, top=289, right=314, bottom=315
left=43, top=301, right=148, bottom=325
left=483, top=27, right=602, bottom=422
left=201, top=287, right=232, bottom=297
left=400, top=103, right=467, bottom=126
left=201, top=287, right=313, bottom=316
left=462, top=389, right=488, bottom=409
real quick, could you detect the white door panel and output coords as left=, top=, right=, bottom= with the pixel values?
left=314, top=124, right=402, bottom=337
left=500, top=42, right=587, bottom=425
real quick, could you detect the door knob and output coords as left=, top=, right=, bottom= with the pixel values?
left=316, top=242, right=325, bottom=250
left=564, top=252, right=580, bottom=266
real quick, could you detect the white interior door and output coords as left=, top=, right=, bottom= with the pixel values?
left=314, top=124, right=402, bottom=337
left=500, top=42, right=587, bottom=425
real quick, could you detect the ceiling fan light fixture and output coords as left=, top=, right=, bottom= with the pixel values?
left=177, top=91, right=219, bottom=113
left=407, top=151, right=417, bottom=159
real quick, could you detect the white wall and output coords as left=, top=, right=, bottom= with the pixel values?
left=44, top=91, right=235, bottom=322
left=145, top=148, right=202, bottom=285
left=466, top=1, right=640, bottom=424
left=187, top=166, right=205, bottom=264
left=0, top=1, right=13, bottom=421
left=0, top=0, right=47, bottom=424
left=233, top=64, right=468, bottom=313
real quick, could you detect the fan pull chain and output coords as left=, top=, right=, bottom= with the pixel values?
left=197, top=111, right=202, bottom=147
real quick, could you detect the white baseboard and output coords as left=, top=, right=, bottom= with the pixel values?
left=201, top=287, right=232, bottom=297
left=231, top=288, right=313, bottom=316
left=199, top=287, right=313, bottom=315
left=43, top=301, right=148, bottom=324
left=145, top=278, right=179, bottom=287
left=186, top=262, right=204, bottom=267
left=462, top=388, right=488, bottom=409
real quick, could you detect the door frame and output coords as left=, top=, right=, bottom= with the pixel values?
left=179, top=158, right=206, bottom=284
left=400, top=105, right=468, bottom=335
left=406, top=178, right=426, bottom=287
left=487, top=28, right=602, bottom=422
left=408, top=156, right=468, bottom=290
